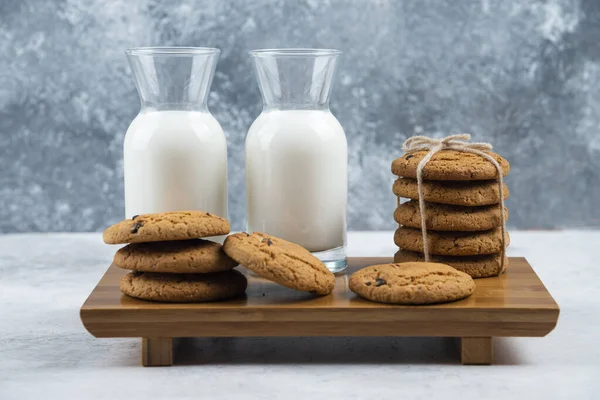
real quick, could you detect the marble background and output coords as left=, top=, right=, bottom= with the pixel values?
left=1, top=0, right=598, bottom=233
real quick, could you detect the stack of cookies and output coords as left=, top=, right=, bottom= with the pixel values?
left=103, top=211, right=247, bottom=302
left=390, top=150, right=510, bottom=278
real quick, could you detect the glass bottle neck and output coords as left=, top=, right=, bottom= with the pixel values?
left=251, top=49, right=340, bottom=112
left=126, top=47, right=219, bottom=112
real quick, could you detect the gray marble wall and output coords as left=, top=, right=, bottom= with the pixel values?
left=1, top=0, right=598, bottom=233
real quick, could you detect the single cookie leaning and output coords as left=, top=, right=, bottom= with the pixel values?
left=114, top=239, right=238, bottom=273
left=394, top=200, right=507, bottom=231
left=349, top=262, right=475, bottom=304
left=120, top=270, right=247, bottom=303
left=223, top=232, right=335, bottom=295
left=103, top=211, right=230, bottom=244
left=393, top=178, right=509, bottom=206
left=394, top=226, right=510, bottom=256
left=394, top=249, right=507, bottom=278
left=391, top=150, right=510, bottom=180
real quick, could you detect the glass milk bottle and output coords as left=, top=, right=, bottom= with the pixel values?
left=124, top=47, right=228, bottom=226
left=246, top=49, right=347, bottom=272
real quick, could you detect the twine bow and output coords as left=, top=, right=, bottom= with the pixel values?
left=401, top=134, right=507, bottom=273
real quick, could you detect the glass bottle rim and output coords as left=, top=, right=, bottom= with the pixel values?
left=125, top=47, right=220, bottom=56
left=249, top=48, right=341, bottom=57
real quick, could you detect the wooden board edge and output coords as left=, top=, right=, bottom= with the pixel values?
left=80, top=265, right=118, bottom=337
left=541, top=308, right=560, bottom=336
left=81, top=319, right=561, bottom=339
left=80, top=308, right=102, bottom=338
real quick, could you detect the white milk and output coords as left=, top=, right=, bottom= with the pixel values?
left=124, top=110, right=228, bottom=220
left=246, top=110, right=347, bottom=252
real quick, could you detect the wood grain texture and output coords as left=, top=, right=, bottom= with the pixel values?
left=80, top=257, right=559, bottom=339
left=461, top=337, right=493, bottom=365
left=142, top=338, right=172, bottom=366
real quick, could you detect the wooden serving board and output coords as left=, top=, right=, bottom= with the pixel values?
left=80, top=257, right=559, bottom=366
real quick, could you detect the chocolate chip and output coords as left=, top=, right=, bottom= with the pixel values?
left=244, top=232, right=250, bottom=236
left=261, top=237, right=274, bottom=246
left=131, top=221, right=143, bottom=234
left=365, top=281, right=372, bottom=286
left=206, top=213, right=211, bottom=216
left=375, top=278, right=386, bottom=287
left=131, top=215, right=139, bottom=220
left=405, top=154, right=414, bottom=160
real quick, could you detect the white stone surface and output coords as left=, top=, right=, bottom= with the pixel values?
left=0, top=231, right=598, bottom=400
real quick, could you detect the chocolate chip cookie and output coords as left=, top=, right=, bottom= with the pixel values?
left=223, top=232, right=335, bottom=295
left=120, top=269, right=247, bottom=303
left=391, top=150, right=510, bottom=180
left=114, top=239, right=237, bottom=273
left=349, top=262, right=475, bottom=304
left=394, top=249, right=507, bottom=278
left=394, top=226, right=510, bottom=256
left=394, top=200, right=507, bottom=231
left=392, top=178, right=509, bottom=206
left=103, top=211, right=230, bottom=244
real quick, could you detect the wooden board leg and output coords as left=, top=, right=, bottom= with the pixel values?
left=142, top=337, right=173, bottom=367
left=461, top=337, right=493, bottom=365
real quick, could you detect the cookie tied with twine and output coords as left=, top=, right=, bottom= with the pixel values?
left=396, top=134, right=508, bottom=274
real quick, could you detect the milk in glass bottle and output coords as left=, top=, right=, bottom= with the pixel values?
left=246, top=49, right=347, bottom=272
left=123, top=47, right=228, bottom=233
